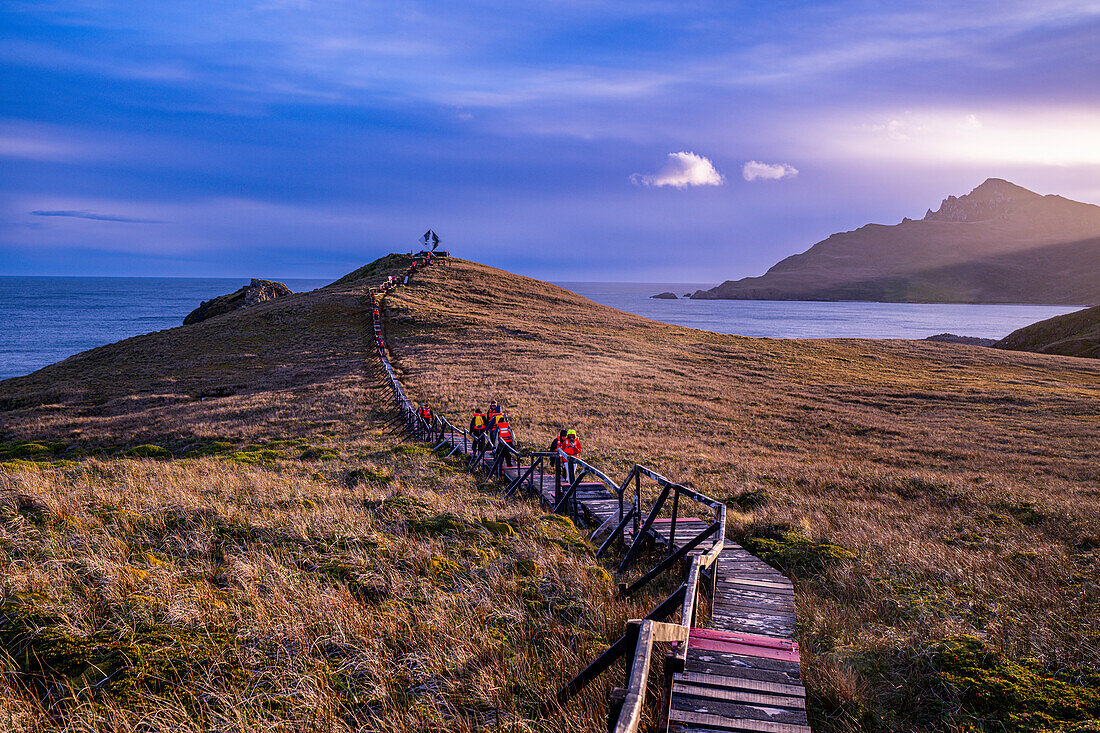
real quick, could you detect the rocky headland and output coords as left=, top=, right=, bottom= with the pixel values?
left=692, top=178, right=1100, bottom=304
left=183, top=278, right=293, bottom=325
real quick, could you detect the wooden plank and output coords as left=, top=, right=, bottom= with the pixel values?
left=687, top=636, right=800, bottom=663
left=686, top=647, right=802, bottom=675
left=718, top=578, right=794, bottom=592
left=669, top=710, right=811, bottom=733
left=670, top=695, right=808, bottom=725
left=690, top=629, right=797, bottom=651
left=675, top=672, right=804, bottom=699
left=672, top=683, right=805, bottom=710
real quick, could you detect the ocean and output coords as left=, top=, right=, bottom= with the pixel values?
left=0, top=277, right=1082, bottom=381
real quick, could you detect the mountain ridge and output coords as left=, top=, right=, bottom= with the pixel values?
left=693, top=179, right=1100, bottom=304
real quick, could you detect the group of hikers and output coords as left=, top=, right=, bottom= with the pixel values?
left=415, top=400, right=581, bottom=479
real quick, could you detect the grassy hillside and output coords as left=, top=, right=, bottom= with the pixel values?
left=0, top=255, right=656, bottom=733
left=997, top=304, right=1100, bottom=359
left=386, top=257, right=1100, bottom=732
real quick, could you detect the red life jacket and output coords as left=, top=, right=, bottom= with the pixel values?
left=562, top=435, right=580, bottom=456
left=495, top=420, right=513, bottom=443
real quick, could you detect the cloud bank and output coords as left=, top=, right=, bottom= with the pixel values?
left=631, top=152, right=724, bottom=188
left=30, top=209, right=162, bottom=223
left=742, top=161, right=799, bottom=181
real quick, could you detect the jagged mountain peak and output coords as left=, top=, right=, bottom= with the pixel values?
left=923, top=178, right=1042, bottom=223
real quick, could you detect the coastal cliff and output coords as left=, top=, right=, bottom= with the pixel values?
left=692, top=179, right=1100, bottom=304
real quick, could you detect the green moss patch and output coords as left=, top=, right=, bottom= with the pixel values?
left=183, top=441, right=235, bottom=458
left=124, top=444, right=172, bottom=459
left=744, top=525, right=856, bottom=576
left=407, top=512, right=486, bottom=538
left=532, top=514, right=590, bottom=556
left=299, top=446, right=340, bottom=461
left=930, top=635, right=1100, bottom=731
left=228, top=448, right=284, bottom=465
left=0, top=598, right=243, bottom=707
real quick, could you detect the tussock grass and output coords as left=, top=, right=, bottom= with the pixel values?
left=386, top=257, right=1100, bottom=732
left=0, top=256, right=663, bottom=732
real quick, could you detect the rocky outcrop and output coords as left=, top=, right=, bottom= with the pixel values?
left=183, top=279, right=293, bottom=325
left=924, top=334, right=998, bottom=347
left=923, top=178, right=1039, bottom=222
left=693, top=179, right=1100, bottom=304
left=651, top=292, right=678, bottom=299
left=995, top=305, right=1100, bottom=359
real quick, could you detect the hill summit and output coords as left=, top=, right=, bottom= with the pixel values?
left=692, top=179, right=1100, bottom=304
left=923, top=178, right=1040, bottom=222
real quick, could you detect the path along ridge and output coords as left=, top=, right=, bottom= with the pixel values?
left=367, top=255, right=810, bottom=733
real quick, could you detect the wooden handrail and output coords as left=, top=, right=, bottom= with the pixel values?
left=368, top=258, right=740, bottom=733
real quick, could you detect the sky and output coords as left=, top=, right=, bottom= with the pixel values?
left=2, top=1, right=1099, bottom=282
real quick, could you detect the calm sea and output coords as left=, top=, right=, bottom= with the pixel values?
left=0, top=277, right=1082, bottom=381
left=0, top=277, right=329, bottom=381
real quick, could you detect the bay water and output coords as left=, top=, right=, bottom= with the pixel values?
left=0, top=277, right=1082, bottom=380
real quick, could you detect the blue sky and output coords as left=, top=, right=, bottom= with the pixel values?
left=2, top=1, right=1099, bottom=282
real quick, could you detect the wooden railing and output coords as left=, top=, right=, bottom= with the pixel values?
left=368, top=256, right=730, bottom=733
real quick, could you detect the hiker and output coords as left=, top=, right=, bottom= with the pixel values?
left=417, top=403, right=433, bottom=434
left=561, top=429, right=581, bottom=482
left=493, top=414, right=515, bottom=467
left=549, top=429, right=567, bottom=469
left=486, top=401, right=502, bottom=425
left=469, top=409, right=488, bottom=454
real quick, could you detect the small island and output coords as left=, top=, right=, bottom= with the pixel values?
left=650, top=291, right=678, bottom=299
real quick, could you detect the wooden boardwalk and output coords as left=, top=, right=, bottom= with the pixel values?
left=372, top=256, right=810, bottom=732
left=470, top=446, right=811, bottom=732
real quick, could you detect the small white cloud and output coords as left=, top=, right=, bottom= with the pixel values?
left=965, top=113, right=982, bottom=128
left=631, top=151, right=724, bottom=188
left=741, top=160, right=799, bottom=182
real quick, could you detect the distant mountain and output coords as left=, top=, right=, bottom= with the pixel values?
left=693, top=179, right=1100, bottom=304
left=996, top=305, right=1100, bottom=359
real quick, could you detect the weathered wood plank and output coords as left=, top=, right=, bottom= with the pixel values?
left=675, top=672, right=805, bottom=698
left=669, top=709, right=811, bottom=733
left=672, top=682, right=806, bottom=710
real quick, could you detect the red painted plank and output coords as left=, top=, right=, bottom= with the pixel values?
left=652, top=517, right=704, bottom=524
left=690, top=628, right=797, bottom=651
left=685, top=635, right=801, bottom=663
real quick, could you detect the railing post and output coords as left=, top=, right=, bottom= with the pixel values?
left=633, top=471, right=641, bottom=540
left=669, top=485, right=680, bottom=553
left=568, top=456, right=577, bottom=523
left=555, top=453, right=562, bottom=506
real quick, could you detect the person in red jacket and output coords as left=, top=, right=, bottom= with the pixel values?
left=561, top=429, right=580, bottom=482
left=493, top=414, right=515, bottom=467
left=416, top=403, right=433, bottom=434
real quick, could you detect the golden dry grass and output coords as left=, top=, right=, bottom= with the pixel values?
left=385, top=257, right=1100, bottom=732
left=0, top=255, right=665, bottom=732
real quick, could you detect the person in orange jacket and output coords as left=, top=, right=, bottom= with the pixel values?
left=416, top=403, right=433, bottom=434
left=469, top=410, right=489, bottom=454
left=561, top=429, right=581, bottom=482
left=493, top=414, right=515, bottom=467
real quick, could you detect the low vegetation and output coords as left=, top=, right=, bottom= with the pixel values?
left=386, top=257, right=1100, bottom=732
left=0, top=256, right=663, bottom=732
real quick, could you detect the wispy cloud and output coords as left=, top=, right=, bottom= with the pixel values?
left=30, top=210, right=163, bottom=223
left=742, top=161, right=798, bottom=181
left=631, top=152, right=724, bottom=188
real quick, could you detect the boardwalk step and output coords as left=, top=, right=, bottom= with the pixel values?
left=670, top=709, right=811, bottom=733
